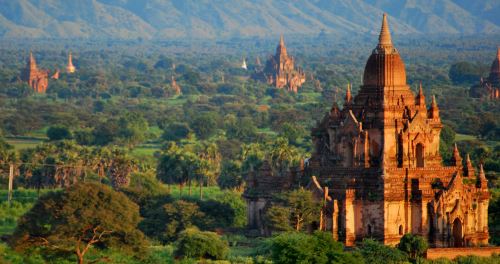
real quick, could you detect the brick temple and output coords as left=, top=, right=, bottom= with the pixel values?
left=252, top=35, right=306, bottom=93
left=245, top=14, right=490, bottom=248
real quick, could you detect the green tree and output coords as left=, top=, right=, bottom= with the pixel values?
left=217, top=160, right=244, bottom=190
left=162, top=122, right=191, bottom=141
left=225, top=115, right=258, bottom=142
left=358, top=238, right=408, bottom=264
left=175, top=228, right=229, bottom=260
left=190, top=112, right=218, bottom=139
left=397, top=233, right=428, bottom=261
left=117, top=112, right=149, bottom=147
left=269, top=137, right=301, bottom=173
left=10, top=183, right=148, bottom=264
left=266, top=188, right=321, bottom=231
left=47, top=126, right=72, bottom=141
left=164, top=200, right=205, bottom=241
left=157, top=143, right=199, bottom=196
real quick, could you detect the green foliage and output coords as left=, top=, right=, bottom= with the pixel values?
left=268, top=231, right=363, bottom=264
left=157, top=142, right=198, bottom=192
left=163, top=200, right=205, bottom=241
left=440, top=124, right=456, bottom=164
left=358, top=238, right=408, bottom=264
left=162, top=122, right=192, bottom=141
left=46, top=126, right=72, bottom=141
left=266, top=188, right=321, bottom=232
left=218, top=160, right=244, bottom=190
left=449, top=62, right=488, bottom=85
left=190, top=112, right=219, bottom=139
left=398, top=233, right=429, bottom=261
left=10, top=183, right=148, bottom=263
left=201, top=191, right=247, bottom=229
left=225, top=115, right=258, bottom=142
left=175, top=227, right=229, bottom=260
left=117, top=112, right=149, bottom=147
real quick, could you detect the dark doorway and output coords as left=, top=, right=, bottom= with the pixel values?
left=452, top=218, right=463, bottom=247
left=416, top=143, right=424, bottom=167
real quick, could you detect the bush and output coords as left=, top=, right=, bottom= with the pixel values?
left=175, top=228, right=229, bottom=260
left=358, top=238, right=408, bottom=264
left=46, top=126, right=72, bottom=141
left=269, top=231, right=363, bottom=264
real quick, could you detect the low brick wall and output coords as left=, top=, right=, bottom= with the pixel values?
left=426, top=247, right=500, bottom=259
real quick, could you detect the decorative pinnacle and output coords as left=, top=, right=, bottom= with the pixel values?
left=378, top=13, right=393, bottom=47
left=346, top=82, right=352, bottom=103
left=280, top=34, right=285, bottom=46
left=431, top=95, right=438, bottom=107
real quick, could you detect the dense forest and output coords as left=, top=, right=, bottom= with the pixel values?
left=0, top=34, right=498, bottom=263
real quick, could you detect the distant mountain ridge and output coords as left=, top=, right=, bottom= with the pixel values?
left=1, top=0, right=499, bottom=40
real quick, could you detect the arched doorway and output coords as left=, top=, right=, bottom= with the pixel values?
left=416, top=143, right=424, bottom=167
left=452, top=218, right=463, bottom=247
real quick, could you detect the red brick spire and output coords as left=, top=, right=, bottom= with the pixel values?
left=416, top=82, right=425, bottom=106
left=378, top=13, right=392, bottom=48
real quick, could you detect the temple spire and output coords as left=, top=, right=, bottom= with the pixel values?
left=416, top=82, right=425, bottom=106
left=451, top=143, right=462, bottom=167
left=378, top=13, right=393, bottom=47
left=345, top=82, right=352, bottom=104
left=477, top=163, right=488, bottom=188
left=276, top=34, right=287, bottom=57
left=28, top=51, right=37, bottom=70
left=464, top=153, right=475, bottom=177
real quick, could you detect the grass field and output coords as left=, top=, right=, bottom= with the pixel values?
left=456, top=134, right=477, bottom=141
left=5, top=137, right=44, bottom=150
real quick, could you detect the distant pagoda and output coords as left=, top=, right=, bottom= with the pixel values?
left=21, top=51, right=49, bottom=93
left=66, top=52, right=76, bottom=73
left=251, top=35, right=306, bottom=93
left=470, top=47, right=499, bottom=100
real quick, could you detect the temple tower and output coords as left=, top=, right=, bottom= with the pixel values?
left=21, top=51, right=49, bottom=93
left=66, top=52, right=76, bottom=73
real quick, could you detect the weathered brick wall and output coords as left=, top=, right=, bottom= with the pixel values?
left=426, top=247, right=500, bottom=259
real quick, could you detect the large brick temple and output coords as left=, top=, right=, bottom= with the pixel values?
left=245, top=14, right=490, bottom=248
left=252, top=35, right=306, bottom=93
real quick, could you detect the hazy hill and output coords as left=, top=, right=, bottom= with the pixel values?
left=0, top=0, right=499, bottom=40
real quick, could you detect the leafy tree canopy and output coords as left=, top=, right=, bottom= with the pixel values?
left=10, top=182, right=148, bottom=264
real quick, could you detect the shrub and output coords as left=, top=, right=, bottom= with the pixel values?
left=47, top=126, right=72, bottom=141
left=175, top=228, right=229, bottom=260
left=269, top=231, right=363, bottom=264
left=358, top=238, right=408, bottom=264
